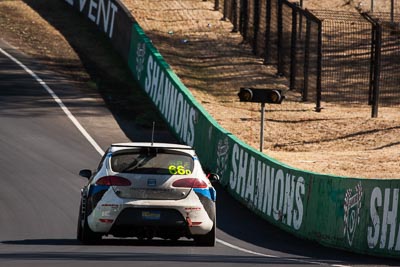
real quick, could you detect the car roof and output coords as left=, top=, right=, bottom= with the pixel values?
left=109, top=142, right=193, bottom=153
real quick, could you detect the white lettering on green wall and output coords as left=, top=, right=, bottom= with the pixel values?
left=145, top=55, right=196, bottom=146
left=65, top=0, right=118, bottom=38
left=368, top=187, right=400, bottom=251
left=229, top=143, right=305, bottom=230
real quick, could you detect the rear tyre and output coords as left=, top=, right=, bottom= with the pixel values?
left=194, top=219, right=216, bottom=247
left=77, top=213, right=83, bottom=241
left=77, top=201, right=102, bottom=244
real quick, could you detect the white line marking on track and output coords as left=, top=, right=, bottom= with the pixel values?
left=0, top=46, right=351, bottom=267
left=0, top=47, right=104, bottom=155
left=217, top=238, right=347, bottom=266
left=216, top=238, right=278, bottom=258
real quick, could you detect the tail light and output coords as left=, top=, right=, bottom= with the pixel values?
left=96, top=176, right=131, bottom=186
left=172, top=178, right=208, bottom=188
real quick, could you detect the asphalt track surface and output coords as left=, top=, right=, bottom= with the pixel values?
left=0, top=40, right=398, bottom=267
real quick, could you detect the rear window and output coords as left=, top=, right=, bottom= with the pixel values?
left=110, top=148, right=194, bottom=175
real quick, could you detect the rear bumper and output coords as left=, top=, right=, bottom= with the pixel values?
left=110, top=208, right=188, bottom=239
left=87, top=188, right=215, bottom=237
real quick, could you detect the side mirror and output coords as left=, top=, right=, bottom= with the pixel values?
left=207, top=173, right=220, bottom=184
left=79, top=169, right=92, bottom=179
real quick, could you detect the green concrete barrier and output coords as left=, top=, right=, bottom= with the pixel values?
left=62, top=0, right=400, bottom=258
left=127, top=22, right=400, bottom=259
left=63, top=0, right=134, bottom=59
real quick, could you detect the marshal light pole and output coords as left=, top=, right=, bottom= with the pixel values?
left=238, top=88, right=285, bottom=152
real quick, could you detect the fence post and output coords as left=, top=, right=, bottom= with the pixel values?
left=315, top=19, right=322, bottom=112
left=233, top=0, right=239, bottom=32
left=362, top=12, right=375, bottom=105
left=214, top=0, right=220, bottom=10
left=290, top=7, right=298, bottom=90
left=253, top=0, right=260, bottom=54
left=239, top=0, right=249, bottom=40
left=222, top=0, right=228, bottom=20
left=303, top=19, right=311, bottom=101
left=371, top=21, right=382, bottom=118
left=263, top=0, right=272, bottom=64
left=370, top=32, right=376, bottom=106
left=277, top=0, right=284, bottom=75
left=362, top=12, right=382, bottom=118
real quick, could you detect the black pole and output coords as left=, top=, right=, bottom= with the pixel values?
left=233, top=0, right=239, bottom=32
left=368, top=20, right=376, bottom=105
left=303, top=19, right=311, bottom=101
left=260, top=103, right=265, bottom=152
left=290, top=7, right=298, bottom=90
left=371, top=22, right=382, bottom=118
left=391, top=0, right=394, bottom=25
left=214, top=0, right=219, bottom=10
left=277, top=0, right=284, bottom=75
left=240, top=0, right=248, bottom=39
left=253, top=0, right=261, bottom=54
left=263, top=0, right=272, bottom=64
left=315, top=19, right=322, bottom=112
left=222, top=0, right=228, bottom=20
left=362, top=12, right=382, bottom=117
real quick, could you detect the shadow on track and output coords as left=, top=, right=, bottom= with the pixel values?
left=21, top=0, right=176, bottom=144
left=0, top=250, right=307, bottom=265
left=2, top=238, right=194, bottom=247
left=1, top=239, right=310, bottom=265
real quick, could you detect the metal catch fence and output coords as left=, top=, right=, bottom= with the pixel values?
left=369, top=12, right=400, bottom=106
left=278, top=2, right=321, bottom=106
left=212, top=0, right=400, bottom=117
left=312, top=11, right=373, bottom=105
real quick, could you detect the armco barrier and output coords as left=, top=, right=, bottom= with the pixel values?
left=62, top=0, right=400, bottom=258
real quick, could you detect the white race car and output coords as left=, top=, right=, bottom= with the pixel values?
left=77, top=143, right=219, bottom=246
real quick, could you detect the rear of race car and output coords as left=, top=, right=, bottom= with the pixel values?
left=81, top=143, right=217, bottom=245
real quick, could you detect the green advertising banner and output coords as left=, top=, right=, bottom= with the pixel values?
left=127, top=22, right=400, bottom=258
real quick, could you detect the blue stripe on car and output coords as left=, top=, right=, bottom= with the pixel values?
left=89, top=185, right=109, bottom=196
left=193, top=188, right=216, bottom=202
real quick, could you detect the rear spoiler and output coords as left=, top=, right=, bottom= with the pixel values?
left=111, top=144, right=193, bottom=150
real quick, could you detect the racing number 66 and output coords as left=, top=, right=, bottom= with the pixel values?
left=169, top=165, right=191, bottom=175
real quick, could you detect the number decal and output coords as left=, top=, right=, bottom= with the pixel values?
left=168, top=165, right=177, bottom=175
left=177, top=165, right=185, bottom=175
left=168, top=165, right=192, bottom=175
